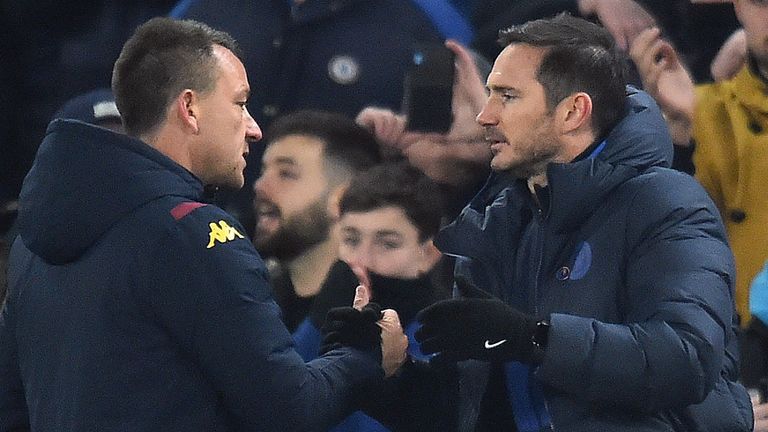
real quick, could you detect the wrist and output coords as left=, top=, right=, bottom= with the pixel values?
left=531, top=320, right=550, bottom=350
left=529, top=320, right=550, bottom=364
left=661, top=108, right=693, bottom=147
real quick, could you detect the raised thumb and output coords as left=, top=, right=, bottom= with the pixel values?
left=353, top=285, right=370, bottom=311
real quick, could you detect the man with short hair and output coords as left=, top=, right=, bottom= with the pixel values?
left=295, top=162, right=450, bottom=431
left=252, top=110, right=381, bottom=332
left=0, top=17, right=406, bottom=432
left=408, top=13, right=752, bottom=431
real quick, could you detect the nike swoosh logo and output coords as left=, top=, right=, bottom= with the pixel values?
left=484, top=339, right=507, bottom=349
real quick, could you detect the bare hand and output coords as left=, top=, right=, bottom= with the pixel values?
left=444, top=39, right=487, bottom=128
left=711, top=28, right=747, bottom=82
left=579, top=0, right=656, bottom=50
left=357, top=40, right=490, bottom=185
left=351, top=274, right=408, bottom=377
left=350, top=262, right=372, bottom=312
left=355, top=107, right=415, bottom=154
left=629, top=27, right=695, bottom=146
left=752, top=392, right=768, bottom=431
left=378, top=309, right=408, bottom=377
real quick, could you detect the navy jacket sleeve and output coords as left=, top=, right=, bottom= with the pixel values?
left=135, top=205, right=383, bottom=431
left=536, top=171, right=734, bottom=411
left=0, top=238, right=30, bottom=432
left=0, top=294, right=31, bottom=432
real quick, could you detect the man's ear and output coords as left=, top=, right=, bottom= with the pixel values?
left=327, top=182, right=350, bottom=221
left=175, top=89, right=200, bottom=134
left=418, top=238, right=443, bottom=274
left=557, top=92, right=593, bottom=135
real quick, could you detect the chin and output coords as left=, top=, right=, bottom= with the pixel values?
left=490, top=158, right=510, bottom=172
left=231, top=178, right=245, bottom=190
left=221, top=173, right=245, bottom=190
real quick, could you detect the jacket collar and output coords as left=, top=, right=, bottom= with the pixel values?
left=436, top=87, right=671, bottom=257
left=732, top=57, right=768, bottom=114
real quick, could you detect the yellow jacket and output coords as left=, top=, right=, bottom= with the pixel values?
left=693, top=61, right=768, bottom=326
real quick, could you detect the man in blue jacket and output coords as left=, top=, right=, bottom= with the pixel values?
left=0, top=17, right=407, bottom=431
left=413, top=13, right=753, bottom=431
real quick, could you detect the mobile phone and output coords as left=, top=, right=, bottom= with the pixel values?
left=402, top=42, right=455, bottom=133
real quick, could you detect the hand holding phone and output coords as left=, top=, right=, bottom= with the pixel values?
left=403, top=43, right=455, bottom=133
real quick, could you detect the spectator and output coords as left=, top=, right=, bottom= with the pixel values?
left=630, top=0, right=768, bottom=348
left=0, top=0, right=177, bottom=209
left=171, top=0, right=472, bottom=128
left=356, top=40, right=492, bottom=220
left=170, top=0, right=472, bottom=228
left=473, top=0, right=653, bottom=59
left=473, top=0, right=739, bottom=83
left=297, top=162, right=448, bottom=431
left=51, top=87, right=123, bottom=133
left=373, top=13, right=750, bottom=430
left=1, top=88, right=123, bottom=304
left=0, top=17, right=407, bottom=431
left=251, top=110, right=381, bottom=332
left=710, top=28, right=748, bottom=82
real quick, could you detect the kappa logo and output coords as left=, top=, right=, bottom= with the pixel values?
left=206, top=220, right=244, bottom=249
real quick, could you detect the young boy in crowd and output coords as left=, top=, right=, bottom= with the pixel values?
left=294, top=161, right=447, bottom=431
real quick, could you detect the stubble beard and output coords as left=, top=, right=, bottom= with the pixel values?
left=493, top=118, right=559, bottom=180
left=254, top=199, right=331, bottom=262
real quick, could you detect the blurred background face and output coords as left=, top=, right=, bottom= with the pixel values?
left=338, top=206, right=433, bottom=279
left=252, top=135, right=332, bottom=260
left=734, top=0, right=768, bottom=68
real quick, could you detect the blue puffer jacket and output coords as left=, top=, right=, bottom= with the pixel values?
left=0, top=120, right=383, bottom=432
left=435, top=88, right=754, bottom=431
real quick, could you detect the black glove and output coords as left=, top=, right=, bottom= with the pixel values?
left=319, top=303, right=383, bottom=356
left=415, top=297, right=545, bottom=365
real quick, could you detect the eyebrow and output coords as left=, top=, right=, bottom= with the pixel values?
left=236, top=86, right=250, bottom=99
left=486, top=84, right=519, bottom=94
left=375, top=230, right=404, bottom=239
left=266, top=156, right=297, bottom=167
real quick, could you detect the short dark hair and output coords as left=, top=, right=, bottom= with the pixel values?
left=339, top=162, right=444, bottom=242
left=498, top=13, right=627, bottom=137
left=112, top=17, right=239, bottom=137
left=266, top=110, right=382, bottom=182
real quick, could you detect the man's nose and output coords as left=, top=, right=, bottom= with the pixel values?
left=348, top=246, right=373, bottom=270
left=253, top=174, right=268, bottom=196
left=476, top=100, right=498, bottom=127
left=245, top=109, right=262, bottom=142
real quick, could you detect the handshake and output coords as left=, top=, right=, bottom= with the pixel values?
left=321, top=277, right=550, bottom=374
left=320, top=284, right=408, bottom=377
